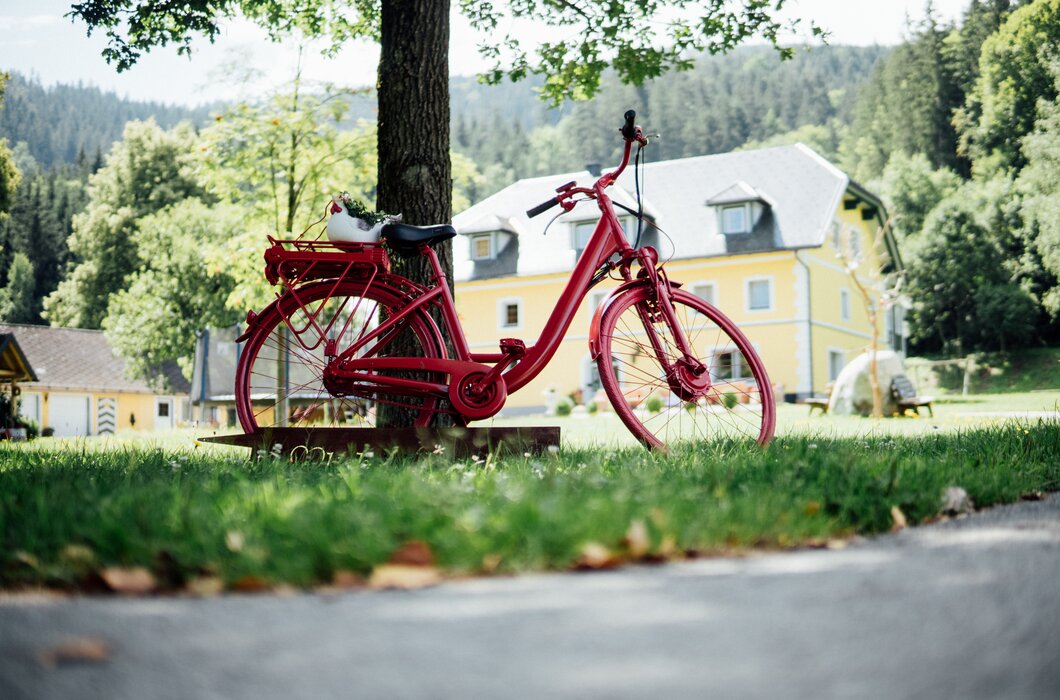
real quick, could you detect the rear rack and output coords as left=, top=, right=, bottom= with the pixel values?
left=264, top=236, right=390, bottom=287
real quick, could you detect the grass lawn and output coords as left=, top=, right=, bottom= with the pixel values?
left=474, top=390, right=1060, bottom=448
left=1, top=418, right=1057, bottom=592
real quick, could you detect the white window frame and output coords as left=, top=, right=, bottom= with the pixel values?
left=497, top=297, right=523, bottom=331
left=828, top=348, right=846, bottom=382
left=588, top=289, right=609, bottom=317
left=690, top=281, right=718, bottom=307
left=721, top=204, right=751, bottom=235
left=840, top=288, right=851, bottom=322
left=745, top=276, right=774, bottom=312
left=572, top=216, right=632, bottom=258
left=848, top=225, right=861, bottom=260
left=470, top=233, right=494, bottom=261
left=711, top=347, right=748, bottom=381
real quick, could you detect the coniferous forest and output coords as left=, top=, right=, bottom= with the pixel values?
left=0, top=0, right=1057, bottom=380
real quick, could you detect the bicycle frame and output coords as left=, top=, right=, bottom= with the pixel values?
left=311, top=132, right=705, bottom=419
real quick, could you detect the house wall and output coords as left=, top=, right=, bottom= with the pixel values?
left=798, top=203, right=890, bottom=394
left=19, top=389, right=187, bottom=435
left=456, top=251, right=814, bottom=410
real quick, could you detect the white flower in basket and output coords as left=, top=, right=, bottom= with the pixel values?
left=326, top=194, right=400, bottom=243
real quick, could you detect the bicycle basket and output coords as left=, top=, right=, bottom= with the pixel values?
left=263, top=236, right=391, bottom=287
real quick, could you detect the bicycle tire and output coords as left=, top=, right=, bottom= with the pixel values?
left=235, top=279, right=446, bottom=432
left=596, top=286, right=776, bottom=449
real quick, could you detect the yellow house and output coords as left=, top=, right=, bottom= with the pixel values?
left=0, top=323, right=190, bottom=436
left=452, top=144, right=903, bottom=412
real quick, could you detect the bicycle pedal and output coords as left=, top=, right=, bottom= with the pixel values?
left=499, top=338, right=526, bottom=357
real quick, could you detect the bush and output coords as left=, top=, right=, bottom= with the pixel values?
left=645, top=395, right=664, bottom=413
left=723, top=392, right=738, bottom=409
left=555, top=399, right=573, bottom=417
left=587, top=401, right=598, bottom=415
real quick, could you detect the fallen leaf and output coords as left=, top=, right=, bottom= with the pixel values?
left=185, top=576, right=224, bottom=597
left=61, top=545, right=96, bottom=565
left=826, top=539, right=849, bottom=550
left=1020, top=491, right=1046, bottom=502
left=100, top=567, right=156, bottom=595
left=890, top=505, right=908, bottom=532
left=623, top=520, right=650, bottom=559
left=230, top=575, right=271, bottom=593
left=574, top=542, right=621, bottom=570
left=331, top=570, right=365, bottom=588
left=804, top=500, right=821, bottom=516
left=388, top=540, right=434, bottom=567
left=368, top=564, right=442, bottom=590
left=37, top=637, right=111, bottom=669
left=14, top=551, right=39, bottom=570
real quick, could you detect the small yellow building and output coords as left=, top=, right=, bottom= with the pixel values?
left=0, top=323, right=190, bottom=436
left=452, top=144, right=904, bottom=412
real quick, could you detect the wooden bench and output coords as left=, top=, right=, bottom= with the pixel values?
left=891, top=375, right=934, bottom=417
left=796, top=396, right=830, bottom=416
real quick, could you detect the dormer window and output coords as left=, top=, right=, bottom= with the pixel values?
left=707, top=181, right=771, bottom=238
left=721, top=205, right=750, bottom=234
left=573, top=217, right=632, bottom=258
left=470, top=233, right=494, bottom=260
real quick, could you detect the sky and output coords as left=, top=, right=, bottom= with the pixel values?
left=1, top=0, right=972, bottom=107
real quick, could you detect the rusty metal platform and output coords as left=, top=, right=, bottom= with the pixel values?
left=200, top=426, right=560, bottom=459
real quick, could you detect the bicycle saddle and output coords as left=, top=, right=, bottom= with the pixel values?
left=382, top=222, right=457, bottom=255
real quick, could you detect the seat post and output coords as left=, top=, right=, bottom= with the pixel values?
left=420, top=244, right=451, bottom=292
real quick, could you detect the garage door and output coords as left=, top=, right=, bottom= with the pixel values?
left=49, top=395, right=91, bottom=437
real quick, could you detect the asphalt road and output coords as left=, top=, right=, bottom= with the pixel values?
left=2, top=495, right=1059, bottom=700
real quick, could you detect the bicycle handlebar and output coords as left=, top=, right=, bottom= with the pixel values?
left=526, top=197, right=560, bottom=219
left=620, top=110, right=637, bottom=139
left=526, top=109, right=645, bottom=218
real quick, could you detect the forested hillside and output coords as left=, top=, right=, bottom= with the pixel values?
left=0, top=73, right=212, bottom=169
left=450, top=46, right=887, bottom=199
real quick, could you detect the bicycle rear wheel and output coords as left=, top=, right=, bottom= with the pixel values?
left=235, top=280, right=445, bottom=432
left=596, top=286, right=775, bottom=449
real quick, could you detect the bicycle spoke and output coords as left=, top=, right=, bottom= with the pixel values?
left=597, top=287, right=775, bottom=448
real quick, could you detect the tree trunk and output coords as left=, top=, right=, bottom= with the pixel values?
left=376, top=0, right=453, bottom=426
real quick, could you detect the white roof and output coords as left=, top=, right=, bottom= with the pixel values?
left=452, top=144, right=852, bottom=282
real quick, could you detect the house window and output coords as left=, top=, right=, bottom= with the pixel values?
left=471, top=234, right=493, bottom=260
left=589, top=290, right=609, bottom=316
left=831, top=221, right=842, bottom=250
left=828, top=350, right=846, bottom=382
left=848, top=228, right=861, bottom=260
left=840, top=288, right=851, bottom=321
left=691, top=282, right=717, bottom=306
left=498, top=298, right=522, bottom=330
left=158, top=402, right=170, bottom=418
left=713, top=350, right=746, bottom=380
left=573, top=217, right=631, bottom=258
left=573, top=221, right=595, bottom=258
left=747, top=278, right=772, bottom=311
left=721, top=204, right=749, bottom=234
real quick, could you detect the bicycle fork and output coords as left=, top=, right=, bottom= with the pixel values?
left=635, top=267, right=712, bottom=402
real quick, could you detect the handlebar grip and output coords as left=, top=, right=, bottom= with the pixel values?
left=620, top=110, right=637, bottom=139
left=526, top=197, right=560, bottom=219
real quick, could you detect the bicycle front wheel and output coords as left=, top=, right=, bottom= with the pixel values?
left=597, top=286, right=776, bottom=449
left=235, top=280, right=445, bottom=432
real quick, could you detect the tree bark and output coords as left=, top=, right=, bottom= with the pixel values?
left=376, top=0, right=453, bottom=426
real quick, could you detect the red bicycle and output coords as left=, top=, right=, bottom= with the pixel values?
left=234, top=111, right=775, bottom=449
